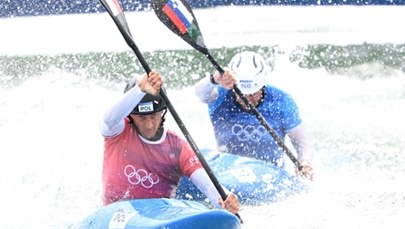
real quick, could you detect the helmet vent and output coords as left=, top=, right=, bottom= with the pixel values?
left=253, top=56, right=264, bottom=74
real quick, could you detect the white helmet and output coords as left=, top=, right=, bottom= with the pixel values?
left=229, top=51, right=269, bottom=94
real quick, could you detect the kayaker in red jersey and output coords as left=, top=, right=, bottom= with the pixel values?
left=99, top=69, right=240, bottom=214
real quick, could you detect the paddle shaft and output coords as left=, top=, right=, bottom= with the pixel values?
left=99, top=0, right=243, bottom=222
left=206, top=52, right=302, bottom=169
left=150, top=0, right=301, bottom=169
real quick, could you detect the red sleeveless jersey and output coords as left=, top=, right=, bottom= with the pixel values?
left=102, top=119, right=201, bottom=205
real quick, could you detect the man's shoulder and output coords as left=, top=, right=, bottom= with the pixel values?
left=165, top=129, right=185, bottom=142
left=265, top=85, right=290, bottom=96
left=266, top=84, right=284, bottom=92
left=264, top=85, right=298, bottom=106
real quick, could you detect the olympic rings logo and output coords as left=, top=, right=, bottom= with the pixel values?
left=124, top=165, right=159, bottom=189
left=231, top=124, right=266, bottom=142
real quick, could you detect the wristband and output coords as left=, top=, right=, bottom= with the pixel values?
left=209, top=74, right=218, bottom=85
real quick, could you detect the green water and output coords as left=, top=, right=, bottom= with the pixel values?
left=2, top=43, right=405, bottom=89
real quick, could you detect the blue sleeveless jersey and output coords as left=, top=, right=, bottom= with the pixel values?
left=208, top=85, right=301, bottom=165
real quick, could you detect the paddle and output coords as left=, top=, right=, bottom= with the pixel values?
left=151, top=0, right=303, bottom=170
left=99, top=0, right=243, bottom=223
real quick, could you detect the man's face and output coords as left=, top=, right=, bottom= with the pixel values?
left=131, top=111, right=164, bottom=139
left=235, top=88, right=263, bottom=110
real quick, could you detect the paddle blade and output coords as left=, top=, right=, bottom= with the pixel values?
left=100, top=0, right=123, bottom=17
left=100, top=0, right=132, bottom=38
left=151, top=0, right=208, bottom=53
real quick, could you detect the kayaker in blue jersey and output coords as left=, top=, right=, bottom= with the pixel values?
left=99, top=69, right=240, bottom=213
left=195, top=51, right=314, bottom=180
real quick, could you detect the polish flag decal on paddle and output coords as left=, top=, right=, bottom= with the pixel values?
left=103, top=0, right=123, bottom=16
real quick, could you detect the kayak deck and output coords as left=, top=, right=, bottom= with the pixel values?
left=177, top=149, right=309, bottom=205
left=71, top=198, right=241, bottom=229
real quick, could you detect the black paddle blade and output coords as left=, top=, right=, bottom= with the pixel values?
left=151, top=0, right=208, bottom=53
left=100, top=0, right=132, bottom=38
left=100, top=0, right=123, bottom=17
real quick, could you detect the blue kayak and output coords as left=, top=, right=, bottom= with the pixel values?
left=176, top=149, right=309, bottom=205
left=71, top=198, right=241, bottom=229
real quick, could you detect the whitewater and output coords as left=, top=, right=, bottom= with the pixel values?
left=1, top=5, right=405, bottom=229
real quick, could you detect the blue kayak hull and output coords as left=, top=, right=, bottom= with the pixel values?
left=72, top=198, right=241, bottom=229
left=177, top=149, right=309, bottom=205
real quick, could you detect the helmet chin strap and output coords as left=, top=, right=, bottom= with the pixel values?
left=128, top=109, right=168, bottom=141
